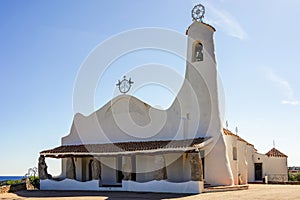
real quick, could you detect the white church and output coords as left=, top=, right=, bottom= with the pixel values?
left=39, top=4, right=288, bottom=193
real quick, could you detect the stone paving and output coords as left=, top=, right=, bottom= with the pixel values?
left=0, top=184, right=300, bottom=200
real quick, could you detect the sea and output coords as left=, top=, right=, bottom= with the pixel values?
left=0, top=176, right=24, bottom=182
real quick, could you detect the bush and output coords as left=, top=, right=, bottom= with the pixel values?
left=6, top=179, right=23, bottom=185
left=28, top=176, right=40, bottom=189
left=289, top=172, right=300, bottom=181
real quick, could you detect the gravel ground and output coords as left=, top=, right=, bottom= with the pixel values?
left=1, top=184, right=300, bottom=200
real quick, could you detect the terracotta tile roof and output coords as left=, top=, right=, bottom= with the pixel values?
left=223, top=128, right=236, bottom=136
left=223, top=128, right=254, bottom=147
left=265, top=148, right=287, bottom=157
left=40, top=137, right=209, bottom=157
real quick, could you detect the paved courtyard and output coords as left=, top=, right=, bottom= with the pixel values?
left=1, top=184, right=300, bottom=200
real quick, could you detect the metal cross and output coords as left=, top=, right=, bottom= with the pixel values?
left=116, top=76, right=134, bottom=94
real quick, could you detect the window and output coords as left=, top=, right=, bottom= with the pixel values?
left=193, top=42, right=203, bottom=62
left=233, top=147, right=237, bottom=160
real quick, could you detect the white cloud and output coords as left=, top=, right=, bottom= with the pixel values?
left=281, top=100, right=299, bottom=106
left=204, top=3, right=248, bottom=40
left=265, top=68, right=299, bottom=106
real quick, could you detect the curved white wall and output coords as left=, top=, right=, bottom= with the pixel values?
left=61, top=21, right=234, bottom=186
left=180, top=21, right=234, bottom=186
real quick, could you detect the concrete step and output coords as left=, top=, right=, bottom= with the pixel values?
left=203, top=184, right=249, bottom=193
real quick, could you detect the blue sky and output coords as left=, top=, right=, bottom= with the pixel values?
left=0, top=0, right=299, bottom=175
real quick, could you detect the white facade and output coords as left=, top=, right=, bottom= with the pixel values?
left=224, top=129, right=288, bottom=184
left=39, top=8, right=287, bottom=193
left=58, top=20, right=233, bottom=187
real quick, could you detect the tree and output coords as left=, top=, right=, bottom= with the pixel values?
left=25, top=167, right=38, bottom=178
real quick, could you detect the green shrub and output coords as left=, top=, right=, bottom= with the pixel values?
left=6, top=179, right=22, bottom=185
left=289, top=172, right=300, bottom=181
left=28, top=176, right=40, bottom=189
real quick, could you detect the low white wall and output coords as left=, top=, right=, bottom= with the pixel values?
left=40, top=179, right=203, bottom=194
left=123, top=180, right=203, bottom=194
left=40, top=179, right=99, bottom=191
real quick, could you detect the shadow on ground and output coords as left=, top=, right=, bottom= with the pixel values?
left=13, top=190, right=196, bottom=200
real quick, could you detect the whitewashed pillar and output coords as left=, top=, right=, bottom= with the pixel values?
left=122, top=156, right=132, bottom=180
left=91, top=157, right=101, bottom=180
left=188, top=152, right=203, bottom=181
left=66, top=157, right=76, bottom=179
left=38, top=155, right=51, bottom=180
left=153, top=154, right=167, bottom=180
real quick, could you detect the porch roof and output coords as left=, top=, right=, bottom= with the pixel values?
left=40, top=137, right=211, bottom=157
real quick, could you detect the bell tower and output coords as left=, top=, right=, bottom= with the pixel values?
left=176, top=4, right=234, bottom=186
left=187, top=4, right=216, bottom=65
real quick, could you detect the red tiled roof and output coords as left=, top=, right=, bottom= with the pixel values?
left=265, top=148, right=287, bottom=157
left=40, top=137, right=209, bottom=157
left=223, top=128, right=254, bottom=147
left=223, top=128, right=236, bottom=136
